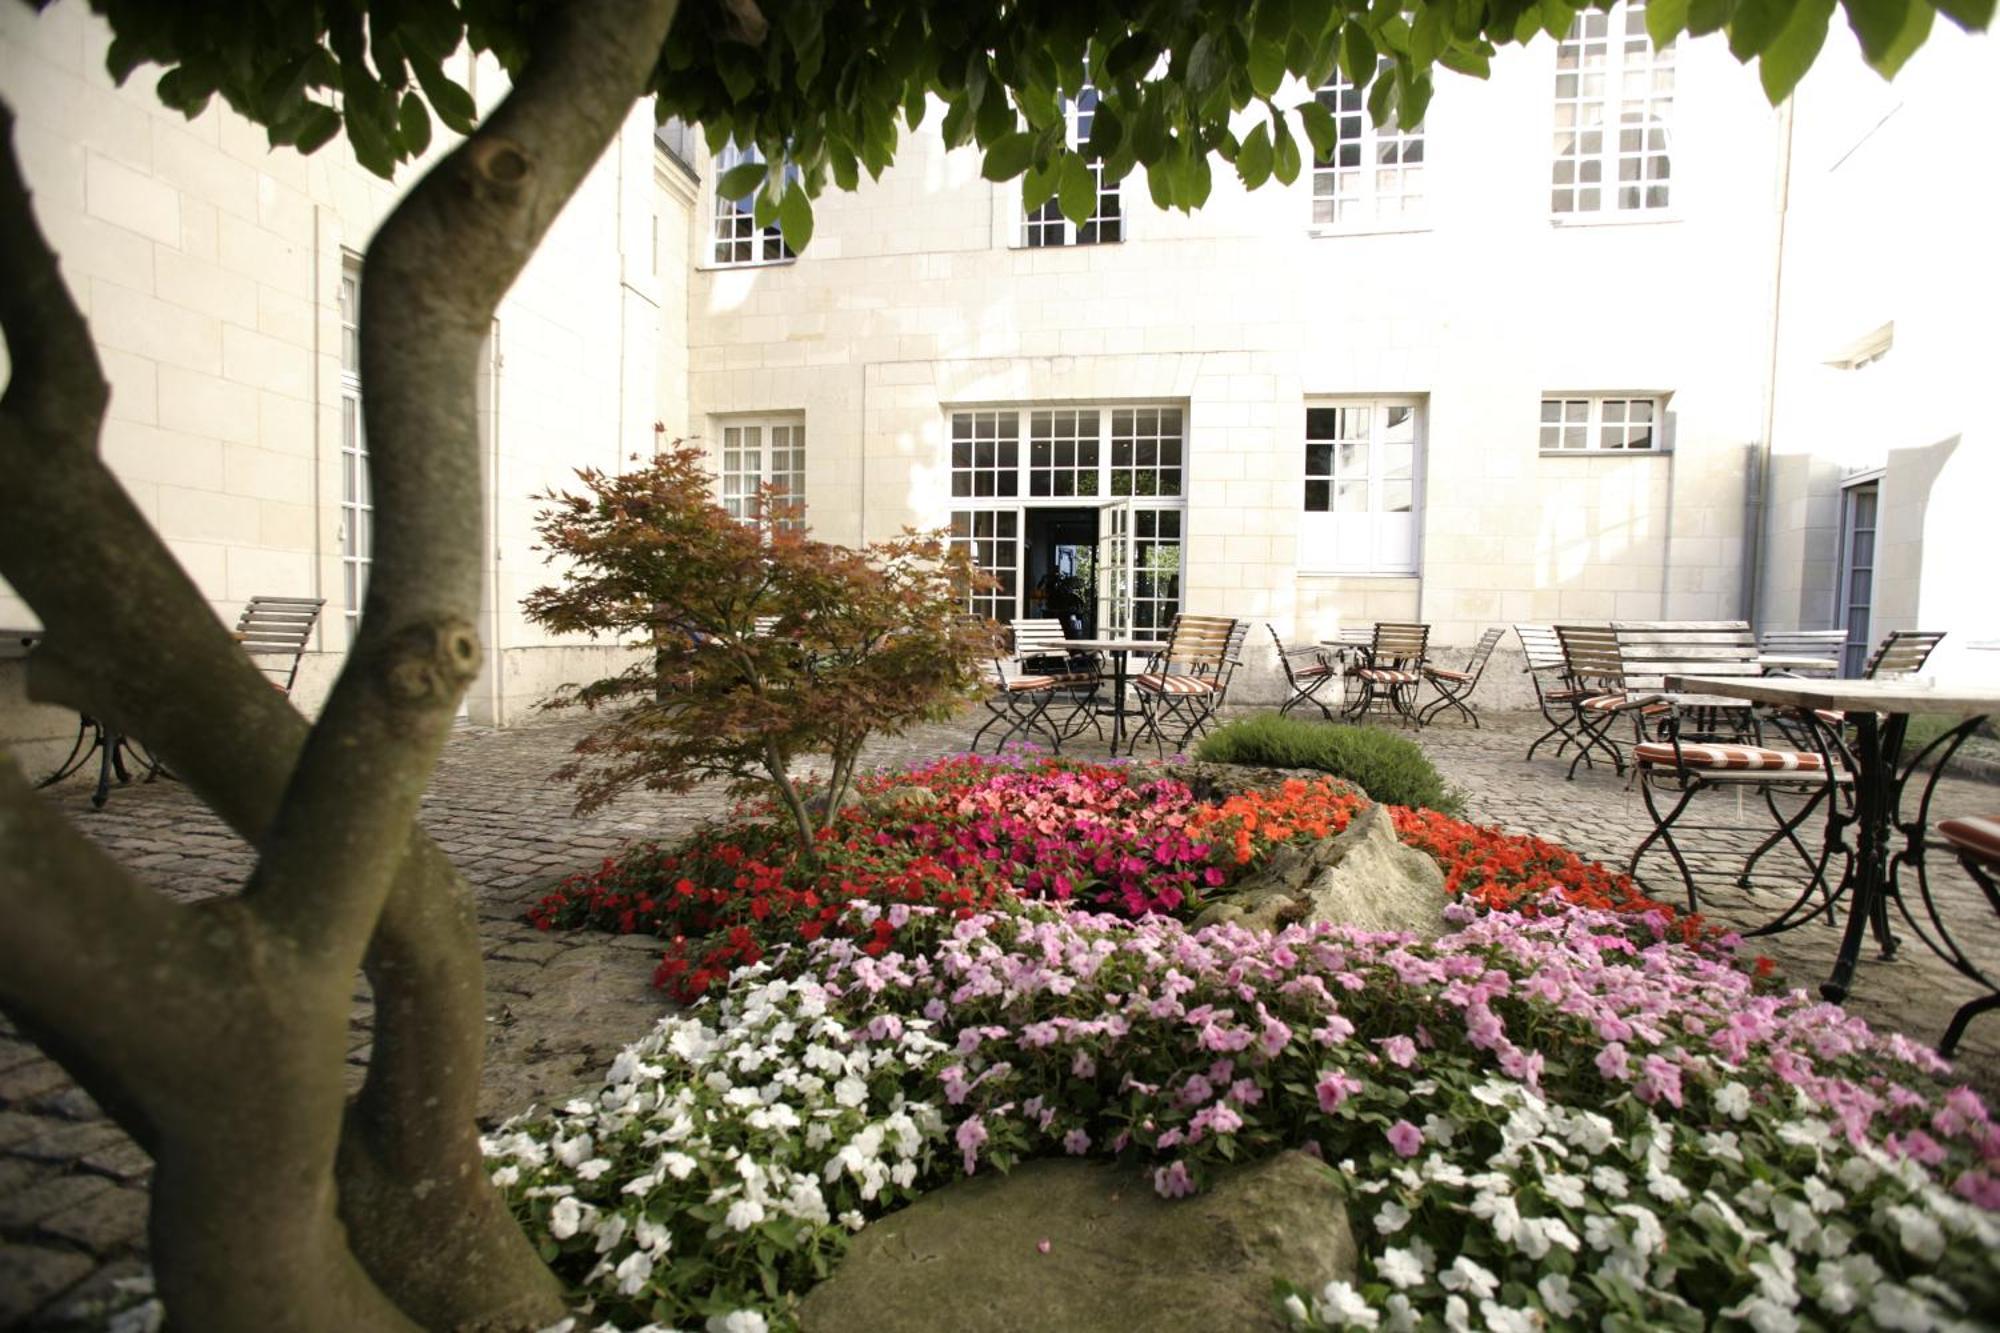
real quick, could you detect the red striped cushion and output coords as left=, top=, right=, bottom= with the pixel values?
left=1634, top=741, right=1826, bottom=772
left=1002, top=676, right=1059, bottom=693
left=1938, top=815, right=2000, bottom=868
left=1135, top=672, right=1216, bottom=696
left=1294, top=663, right=1334, bottom=679
left=1358, top=668, right=1420, bottom=684
left=1813, top=709, right=1846, bottom=725
left=1545, top=688, right=1592, bottom=703
left=1581, top=694, right=1671, bottom=715
left=1427, top=667, right=1473, bottom=683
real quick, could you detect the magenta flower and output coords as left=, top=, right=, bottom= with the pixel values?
left=955, top=1115, right=987, bottom=1173
left=1316, top=1070, right=1364, bottom=1114
left=1386, top=1119, right=1423, bottom=1158
left=1153, top=1160, right=1195, bottom=1198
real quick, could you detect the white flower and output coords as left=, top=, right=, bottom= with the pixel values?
left=613, top=1248, right=655, bottom=1296
left=705, top=1312, right=769, bottom=1333
left=1715, top=1081, right=1752, bottom=1120
left=1438, top=1256, right=1498, bottom=1300
left=725, top=1198, right=766, bottom=1232
left=1700, top=1130, right=1745, bottom=1164
left=1542, top=1172, right=1586, bottom=1208
left=575, top=1158, right=612, bottom=1182
left=839, top=1210, right=866, bottom=1231
left=1867, top=1283, right=1935, bottom=1333
left=1646, top=1170, right=1691, bottom=1205
left=1589, top=1165, right=1629, bottom=1198
left=1479, top=1300, right=1537, bottom=1333
left=1373, top=1200, right=1412, bottom=1235
left=1421, top=1114, right=1458, bottom=1147
left=634, top=1217, right=673, bottom=1255
left=1442, top=1294, right=1472, bottom=1333
left=1312, top=1280, right=1379, bottom=1330
left=1381, top=1293, right=1417, bottom=1333
left=490, top=1165, right=520, bottom=1188
left=554, top=1134, right=595, bottom=1168
left=549, top=1196, right=583, bottom=1240
left=1537, top=1273, right=1579, bottom=1318
left=1884, top=1205, right=1945, bottom=1263
left=1282, top=1293, right=1310, bottom=1324
left=593, top=1213, right=628, bottom=1254
left=660, top=1151, right=698, bottom=1180
left=834, top=1076, right=868, bottom=1108
left=1722, top=1295, right=1800, bottom=1333
left=1375, top=1246, right=1428, bottom=1289
left=1811, top=1258, right=1860, bottom=1314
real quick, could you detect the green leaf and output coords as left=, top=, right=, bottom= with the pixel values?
left=1248, top=37, right=1287, bottom=98
left=1437, top=42, right=1492, bottom=77
left=1759, top=0, right=1837, bottom=100
left=1932, top=0, right=1995, bottom=28
left=1543, top=0, right=1582, bottom=39
left=1133, top=99, right=1171, bottom=163
left=778, top=186, right=814, bottom=253
left=1366, top=67, right=1400, bottom=127
left=1297, top=98, right=1338, bottom=159
left=904, top=83, right=928, bottom=131
left=1189, top=32, right=1226, bottom=92
left=1843, top=0, right=1932, bottom=74
left=752, top=183, right=780, bottom=229
left=828, top=141, right=859, bottom=191
left=294, top=103, right=342, bottom=154
left=1648, top=0, right=1693, bottom=45
left=1085, top=102, right=1123, bottom=159
left=1689, top=0, right=1739, bottom=34
left=1146, top=157, right=1177, bottom=209
left=718, top=160, right=766, bottom=200
left=1271, top=117, right=1302, bottom=184
left=1058, top=153, right=1097, bottom=227
left=1236, top=121, right=1274, bottom=188
left=410, top=55, right=477, bottom=134
left=1022, top=159, right=1059, bottom=211
left=1341, top=22, right=1379, bottom=82
left=1729, top=0, right=1795, bottom=59
left=398, top=92, right=432, bottom=156
left=980, top=131, right=1037, bottom=181
left=1399, top=71, right=1435, bottom=128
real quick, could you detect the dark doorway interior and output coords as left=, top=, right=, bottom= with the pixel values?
left=1024, top=507, right=1099, bottom=638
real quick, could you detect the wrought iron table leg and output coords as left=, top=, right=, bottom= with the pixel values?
left=1821, top=713, right=1903, bottom=1004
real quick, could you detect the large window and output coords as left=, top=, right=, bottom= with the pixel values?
left=712, top=142, right=794, bottom=267
left=1301, top=400, right=1421, bottom=574
left=1023, top=88, right=1123, bottom=247
left=338, top=254, right=369, bottom=638
left=1539, top=395, right=1664, bottom=452
left=1312, top=64, right=1425, bottom=228
left=1551, top=0, right=1674, bottom=216
left=718, top=416, right=806, bottom=530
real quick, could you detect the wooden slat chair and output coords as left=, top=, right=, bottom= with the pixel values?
left=1011, top=618, right=1104, bottom=742
left=1803, top=629, right=1948, bottom=733
left=1515, top=625, right=1601, bottom=765
left=1344, top=622, right=1430, bottom=728
left=1267, top=624, right=1338, bottom=720
left=1209, top=617, right=1253, bottom=717
left=1757, top=628, right=1849, bottom=675
left=235, top=596, right=325, bottom=695
left=968, top=622, right=1070, bottom=754
left=1550, top=624, right=1664, bottom=779
left=1127, top=614, right=1237, bottom=756
left=1418, top=627, right=1506, bottom=728
left=1603, top=622, right=1850, bottom=913
left=1934, top=815, right=2000, bottom=1056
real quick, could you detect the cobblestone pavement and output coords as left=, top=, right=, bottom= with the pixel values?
left=3, top=708, right=1997, bottom=1325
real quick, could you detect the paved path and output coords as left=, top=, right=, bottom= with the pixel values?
left=2, top=708, right=1995, bottom=1326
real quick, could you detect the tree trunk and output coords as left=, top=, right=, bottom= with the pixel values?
left=0, top=0, right=681, bottom=1326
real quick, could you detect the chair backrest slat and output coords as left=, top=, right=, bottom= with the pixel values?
left=1609, top=620, right=1761, bottom=685
left=235, top=595, right=325, bottom=694
left=1759, top=629, right=1849, bottom=656
left=1555, top=624, right=1624, bottom=688
left=1864, top=630, right=1945, bottom=679
left=1463, top=626, right=1505, bottom=674
left=1010, top=619, right=1072, bottom=657
left=1370, top=621, right=1429, bottom=663
left=1160, top=614, right=1236, bottom=672
left=1514, top=624, right=1568, bottom=673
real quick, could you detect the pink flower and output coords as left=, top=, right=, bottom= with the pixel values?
left=1595, top=1042, right=1631, bottom=1082
left=956, top=1116, right=987, bottom=1174
left=1036, top=1238, right=1052, bottom=1254
left=1385, top=1119, right=1423, bottom=1158
left=1062, top=1128, right=1091, bottom=1155
left=1377, top=1035, right=1418, bottom=1069
left=1316, top=1070, right=1364, bottom=1114
left=1154, top=1160, right=1195, bottom=1198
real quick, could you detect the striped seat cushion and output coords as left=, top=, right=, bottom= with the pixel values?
left=1937, top=815, right=2000, bottom=868
left=1357, top=667, right=1420, bottom=684
left=1634, top=741, right=1826, bottom=772
left=1545, top=688, right=1593, bottom=703
left=1294, top=663, right=1334, bottom=679
left=1813, top=709, right=1846, bottom=726
left=1001, top=676, right=1060, bottom=694
left=1135, top=672, right=1216, bottom=696
left=1427, top=667, right=1473, bottom=683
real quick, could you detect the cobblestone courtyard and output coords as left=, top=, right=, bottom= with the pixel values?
left=3, top=708, right=1996, bottom=1325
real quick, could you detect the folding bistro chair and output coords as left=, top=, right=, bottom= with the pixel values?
left=1127, top=614, right=1237, bottom=756
left=1010, top=618, right=1104, bottom=742
left=1799, top=630, right=1948, bottom=747
left=1757, top=628, right=1849, bottom=675
left=1344, top=622, right=1430, bottom=728
left=1418, top=627, right=1506, bottom=727
left=1267, top=624, right=1339, bottom=720
left=1934, top=815, right=2000, bottom=1056
left=1516, top=624, right=1599, bottom=764
left=1550, top=625, right=1670, bottom=780
left=236, top=595, right=326, bottom=695
left=1211, top=618, right=1252, bottom=716
left=968, top=624, right=1070, bottom=754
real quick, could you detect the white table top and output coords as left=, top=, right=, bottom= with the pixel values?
left=1755, top=654, right=1840, bottom=672
left=1058, top=638, right=1160, bottom=653
left=1664, top=675, right=2000, bottom=716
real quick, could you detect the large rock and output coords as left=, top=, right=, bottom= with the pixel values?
left=1301, top=804, right=1449, bottom=938
left=1195, top=803, right=1448, bottom=939
left=797, top=1151, right=1357, bottom=1333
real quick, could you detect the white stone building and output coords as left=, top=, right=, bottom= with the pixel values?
left=0, top=0, right=1990, bottom=766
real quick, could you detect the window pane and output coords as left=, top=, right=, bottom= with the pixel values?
left=1335, top=480, right=1370, bottom=512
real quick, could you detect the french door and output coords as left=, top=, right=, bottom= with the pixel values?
left=1097, top=500, right=1132, bottom=637
left=1838, top=480, right=1878, bottom=675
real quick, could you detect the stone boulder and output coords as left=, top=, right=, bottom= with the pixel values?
left=1195, top=803, right=1449, bottom=940
left=796, top=1151, right=1357, bottom=1333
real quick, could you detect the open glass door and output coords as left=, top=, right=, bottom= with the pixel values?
left=1097, top=499, right=1132, bottom=637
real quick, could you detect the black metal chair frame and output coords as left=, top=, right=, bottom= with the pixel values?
left=1127, top=615, right=1237, bottom=757
left=1515, top=625, right=1599, bottom=766
left=1417, top=627, right=1505, bottom=727
left=1342, top=622, right=1430, bottom=729
left=1935, top=819, right=2000, bottom=1057
left=1011, top=618, right=1105, bottom=743
left=969, top=649, right=1068, bottom=754
left=1268, top=625, right=1338, bottom=720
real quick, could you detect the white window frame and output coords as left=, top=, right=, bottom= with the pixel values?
left=1311, top=62, right=1426, bottom=231
left=716, top=415, right=806, bottom=531
left=1300, top=398, right=1424, bottom=576
left=1551, top=0, right=1675, bottom=219
left=1021, top=88, right=1123, bottom=247
left=1836, top=477, right=1879, bottom=676
left=1538, top=394, right=1668, bottom=453
left=710, top=141, right=795, bottom=268
left=338, top=254, right=370, bottom=640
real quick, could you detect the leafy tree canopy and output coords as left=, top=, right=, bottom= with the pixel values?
left=76, top=0, right=1992, bottom=253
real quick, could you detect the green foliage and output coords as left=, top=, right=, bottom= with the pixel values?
left=522, top=445, right=987, bottom=854
left=1194, top=713, right=1464, bottom=815
left=77, top=0, right=1989, bottom=246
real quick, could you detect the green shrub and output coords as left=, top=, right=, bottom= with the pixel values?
left=1194, top=713, right=1464, bottom=815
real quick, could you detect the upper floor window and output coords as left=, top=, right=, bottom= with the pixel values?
left=1539, top=395, right=1663, bottom=451
left=1023, top=89, right=1122, bottom=247
left=1552, top=0, right=1674, bottom=216
left=712, top=142, right=794, bottom=267
left=719, top=416, right=806, bottom=530
left=1313, top=64, right=1425, bottom=228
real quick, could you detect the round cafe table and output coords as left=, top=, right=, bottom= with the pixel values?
left=1057, top=638, right=1159, bottom=749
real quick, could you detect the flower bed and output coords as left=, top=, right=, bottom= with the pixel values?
left=491, top=903, right=2000, bottom=1331
left=527, top=752, right=1692, bottom=1001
